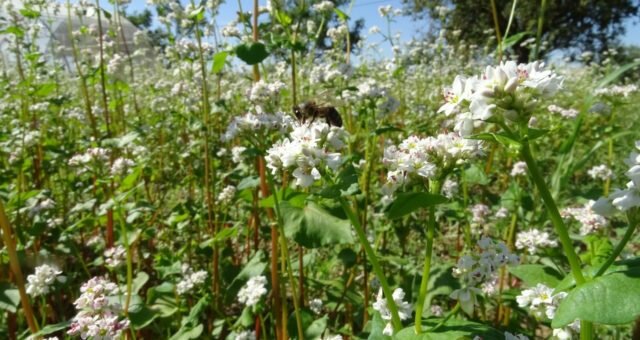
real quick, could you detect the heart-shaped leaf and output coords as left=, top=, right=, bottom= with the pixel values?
left=386, top=192, right=448, bottom=219
left=552, top=268, right=640, bottom=327
left=281, top=201, right=354, bottom=248
left=235, top=42, right=269, bottom=65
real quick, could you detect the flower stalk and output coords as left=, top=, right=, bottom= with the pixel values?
left=414, top=180, right=441, bottom=334
left=338, top=197, right=403, bottom=332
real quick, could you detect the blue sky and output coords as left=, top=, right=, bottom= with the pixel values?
left=68, top=0, right=640, bottom=48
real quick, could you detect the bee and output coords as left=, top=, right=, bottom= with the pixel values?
left=293, top=101, right=343, bottom=127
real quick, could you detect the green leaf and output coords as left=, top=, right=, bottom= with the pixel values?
left=169, top=323, right=203, bottom=340
left=394, top=318, right=502, bottom=339
left=275, top=10, right=292, bottom=27
left=34, top=83, right=56, bottom=97
left=129, top=305, right=158, bottom=329
left=188, top=6, right=205, bottom=22
left=468, top=132, right=521, bottom=147
left=386, top=192, right=448, bottom=219
left=19, top=8, right=41, bottom=19
left=132, top=271, right=149, bottom=295
left=334, top=8, right=350, bottom=21
left=1, top=26, right=25, bottom=37
left=260, top=189, right=307, bottom=208
left=375, top=125, right=403, bottom=135
left=527, top=128, right=549, bottom=140
left=498, top=31, right=530, bottom=52
left=552, top=268, right=640, bottom=327
left=0, top=283, right=19, bottom=313
left=235, top=42, right=269, bottom=65
left=211, top=51, right=228, bottom=74
left=281, top=201, right=354, bottom=248
left=367, top=311, right=391, bottom=340
left=509, top=264, right=563, bottom=288
left=287, top=310, right=328, bottom=340
left=463, top=164, right=490, bottom=186
left=147, top=283, right=178, bottom=317
left=29, top=321, right=71, bottom=338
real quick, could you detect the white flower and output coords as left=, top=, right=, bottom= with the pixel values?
left=438, top=75, right=472, bottom=116
left=68, top=277, right=129, bottom=339
left=562, top=200, right=608, bottom=235
left=238, top=275, right=268, bottom=307
left=470, top=204, right=490, bottom=224
left=26, top=264, right=62, bottom=297
left=372, top=288, right=412, bottom=335
left=587, top=164, right=613, bottom=180
left=216, top=185, right=236, bottom=204
left=310, top=298, right=323, bottom=314
left=312, top=1, right=334, bottom=12
left=495, top=207, right=509, bottom=219
left=510, top=161, right=528, bottom=177
left=176, top=264, right=208, bottom=295
left=441, top=178, right=459, bottom=199
left=515, top=229, right=558, bottom=254
left=234, top=330, right=256, bottom=340
left=104, top=246, right=127, bottom=268
left=378, top=5, right=392, bottom=17
left=516, top=283, right=567, bottom=320
left=266, top=122, right=348, bottom=188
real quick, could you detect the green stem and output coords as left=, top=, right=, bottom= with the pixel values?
left=533, top=0, right=547, bottom=60
left=429, top=303, right=460, bottom=333
left=595, top=212, right=637, bottom=277
left=414, top=180, right=441, bottom=334
left=338, top=197, right=402, bottom=332
left=265, top=171, right=304, bottom=340
left=520, top=140, right=591, bottom=340
left=520, top=140, right=585, bottom=284
left=118, top=206, right=133, bottom=316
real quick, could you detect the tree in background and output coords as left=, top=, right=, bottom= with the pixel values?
left=402, top=0, right=640, bottom=62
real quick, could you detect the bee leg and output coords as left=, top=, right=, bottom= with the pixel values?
left=308, top=115, right=316, bottom=125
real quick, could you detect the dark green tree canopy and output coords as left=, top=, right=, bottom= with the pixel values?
left=402, top=0, right=640, bottom=62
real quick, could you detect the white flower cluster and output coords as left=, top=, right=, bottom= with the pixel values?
left=266, top=122, right=348, bottom=188
left=470, top=203, right=491, bottom=224
left=309, top=298, right=323, bottom=314
left=510, top=161, right=528, bottom=177
left=441, top=178, right=459, bottom=199
left=381, top=133, right=483, bottom=199
left=310, top=63, right=353, bottom=84
left=372, top=288, right=412, bottom=336
left=111, top=157, right=135, bottom=175
left=495, top=206, right=510, bottom=219
left=216, top=185, right=236, bottom=204
left=439, top=61, right=563, bottom=136
left=222, top=111, right=293, bottom=142
left=234, top=330, right=257, bottom=340
left=176, top=264, right=208, bottom=295
left=238, top=275, right=268, bottom=307
left=515, top=229, right=558, bottom=255
left=312, top=0, right=334, bottom=12
left=248, top=80, right=286, bottom=103
left=587, top=164, right=613, bottom=181
left=516, top=283, right=568, bottom=321
left=450, top=237, right=519, bottom=314
left=594, top=84, right=638, bottom=98
left=26, top=264, right=62, bottom=297
left=68, top=147, right=110, bottom=172
left=547, top=104, right=579, bottom=119
left=104, top=246, right=126, bottom=268
left=562, top=200, right=608, bottom=235
left=377, top=5, right=401, bottom=18
left=68, top=277, right=129, bottom=339
left=593, top=141, right=640, bottom=215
